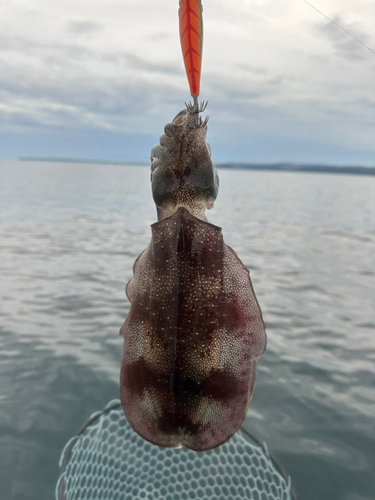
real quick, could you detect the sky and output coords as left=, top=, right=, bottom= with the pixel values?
left=0, top=0, right=374, bottom=165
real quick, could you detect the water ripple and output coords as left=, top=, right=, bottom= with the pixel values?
left=1, top=162, right=374, bottom=500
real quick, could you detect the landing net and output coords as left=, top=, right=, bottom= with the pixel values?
left=56, top=400, right=297, bottom=500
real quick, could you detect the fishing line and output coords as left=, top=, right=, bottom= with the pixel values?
left=303, top=0, right=375, bottom=57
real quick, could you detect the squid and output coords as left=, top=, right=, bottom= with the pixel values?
left=120, top=108, right=266, bottom=451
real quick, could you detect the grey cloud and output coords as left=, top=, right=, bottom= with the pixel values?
left=232, top=64, right=295, bottom=88
left=313, top=16, right=372, bottom=61
left=0, top=33, right=180, bottom=76
left=0, top=34, right=93, bottom=62
left=0, top=110, right=65, bottom=131
left=105, top=52, right=180, bottom=76
left=236, top=64, right=270, bottom=76
left=0, top=65, right=184, bottom=132
left=356, top=97, right=375, bottom=109
left=1, top=26, right=369, bottom=148
left=0, top=50, right=182, bottom=107
left=266, top=76, right=288, bottom=87
left=203, top=70, right=287, bottom=103
left=148, top=32, right=173, bottom=43
left=66, top=21, right=105, bottom=36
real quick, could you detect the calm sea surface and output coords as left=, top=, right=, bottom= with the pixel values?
left=0, top=161, right=374, bottom=500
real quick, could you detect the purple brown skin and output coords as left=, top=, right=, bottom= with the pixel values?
left=150, top=109, right=219, bottom=222
left=120, top=109, right=266, bottom=451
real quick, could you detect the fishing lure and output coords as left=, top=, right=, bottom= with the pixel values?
left=179, top=0, right=203, bottom=99
left=179, top=0, right=204, bottom=126
left=120, top=109, right=266, bottom=451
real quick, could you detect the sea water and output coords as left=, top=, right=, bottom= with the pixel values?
left=0, top=161, right=374, bottom=500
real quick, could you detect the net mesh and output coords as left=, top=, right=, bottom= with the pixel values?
left=56, top=400, right=296, bottom=500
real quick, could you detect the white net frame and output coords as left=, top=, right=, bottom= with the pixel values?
left=56, top=400, right=297, bottom=500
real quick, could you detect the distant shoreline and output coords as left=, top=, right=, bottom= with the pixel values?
left=19, top=157, right=375, bottom=176
left=218, top=162, right=375, bottom=177
left=19, top=157, right=149, bottom=166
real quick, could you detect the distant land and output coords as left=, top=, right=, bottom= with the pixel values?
left=19, top=157, right=375, bottom=176
left=218, top=162, right=375, bottom=176
left=19, top=157, right=148, bottom=166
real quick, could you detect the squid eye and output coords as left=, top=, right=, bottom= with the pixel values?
left=172, top=109, right=188, bottom=126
